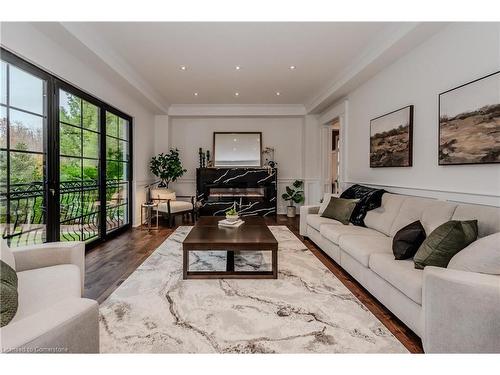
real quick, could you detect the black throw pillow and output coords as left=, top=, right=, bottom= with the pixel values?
left=392, top=220, right=426, bottom=260
left=340, top=184, right=386, bottom=226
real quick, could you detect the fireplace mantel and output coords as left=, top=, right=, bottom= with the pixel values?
left=196, top=167, right=277, bottom=217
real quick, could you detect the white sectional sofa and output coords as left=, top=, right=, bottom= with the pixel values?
left=300, top=192, right=500, bottom=353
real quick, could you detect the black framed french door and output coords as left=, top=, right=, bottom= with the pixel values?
left=1, top=48, right=133, bottom=248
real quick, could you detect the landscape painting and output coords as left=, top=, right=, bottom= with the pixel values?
left=370, top=105, right=413, bottom=167
left=439, top=71, right=500, bottom=165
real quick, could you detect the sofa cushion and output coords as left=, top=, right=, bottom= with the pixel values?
left=12, top=264, right=81, bottom=323
left=389, top=196, right=437, bottom=237
left=0, top=239, right=15, bottom=271
left=339, top=234, right=392, bottom=267
left=452, top=203, right=500, bottom=238
left=320, top=197, right=359, bottom=225
left=306, top=214, right=342, bottom=231
left=369, top=253, right=423, bottom=305
left=364, top=193, right=407, bottom=236
left=448, top=232, right=500, bottom=275
left=321, top=224, right=383, bottom=246
left=158, top=200, right=193, bottom=214
left=420, top=200, right=457, bottom=236
left=414, top=220, right=478, bottom=270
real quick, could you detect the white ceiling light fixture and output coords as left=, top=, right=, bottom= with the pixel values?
left=234, top=92, right=240, bottom=96
left=276, top=91, right=281, bottom=96
left=289, top=65, right=296, bottom=70
left=180, top=65, right=187, bottom=71
left=194, top=92, right=198, bottom=96
left=235, top=65, right=241, bottom=70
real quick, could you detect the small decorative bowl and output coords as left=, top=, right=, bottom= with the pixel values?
left=226, top=214, right=239, bottom=222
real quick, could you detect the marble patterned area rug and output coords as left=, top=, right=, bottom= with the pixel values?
left=99, top=226, right=407, bottom=353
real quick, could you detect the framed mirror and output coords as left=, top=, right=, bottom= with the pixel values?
left=213, top=132, right=262, bottom=167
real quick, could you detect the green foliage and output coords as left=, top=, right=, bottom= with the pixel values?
left=226, top=207, right=238, bottom=216
left=281, top=179, right=304, bottom=206
left=150, top=149, right=187, bottom=188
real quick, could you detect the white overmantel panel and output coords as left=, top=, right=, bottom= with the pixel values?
left=168, top=104, right=307, bottom=117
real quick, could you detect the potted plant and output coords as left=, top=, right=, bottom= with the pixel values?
left=281, top=180, right=305, bottom=218
left=225, top=204, right=239, bottom=222
left=150, top=149, right=187, bottom=190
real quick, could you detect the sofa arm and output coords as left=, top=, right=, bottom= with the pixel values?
left=299, top=205, right=320, bottom=236
left=12, top=242, right=85, bottom=294
left=423, top=266, right=500, bottom=353
left=0, top=298, right=99, bottom=353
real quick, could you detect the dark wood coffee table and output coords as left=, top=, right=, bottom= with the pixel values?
left=182, top=216, right=278, bottom=279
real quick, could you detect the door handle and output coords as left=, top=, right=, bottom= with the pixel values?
left=50, top=188, right=56, bottom=196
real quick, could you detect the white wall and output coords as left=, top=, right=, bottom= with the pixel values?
left=158, top=115, right=322, bottom=213
left=336, top=23, right=500, bottom=206
left=1, top=22, right=158, bottom=225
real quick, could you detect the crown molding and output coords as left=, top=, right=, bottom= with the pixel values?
left=167, top=104, right=307, bottom=117
left=307, top=22, right=447, bottom=114
left=59, top=22, right=170, bottom=114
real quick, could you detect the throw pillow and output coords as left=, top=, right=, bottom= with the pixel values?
left=392, top=220, right=426, bottom=260
left=447, top=232, right=500, bottom=275
left=320, top=197, right=359, bottom=225
left=318, top=193, right=339, bottom=215
left=414, top=220, right=478, bottom=269
left=1, top=259, right=18, bottom=327
left=340, top=184, right=386, bottom=226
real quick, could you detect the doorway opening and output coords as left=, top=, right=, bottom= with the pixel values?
left=330, top=119, right=341, bottom=194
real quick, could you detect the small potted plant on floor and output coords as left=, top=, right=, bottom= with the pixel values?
left=282, top=180, right=304, bottom=218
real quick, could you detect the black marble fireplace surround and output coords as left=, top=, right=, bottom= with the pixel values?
left=196, top=168, right=277, bottom=217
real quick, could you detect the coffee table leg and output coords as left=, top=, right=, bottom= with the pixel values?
left=272, top=247, right=278, bottom=279
left=226, top=251, right=235, bottom=272
left=183, top=247, right=189, bottom=279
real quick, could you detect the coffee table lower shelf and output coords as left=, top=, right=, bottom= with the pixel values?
left=182, top=249, right=278, bottom=279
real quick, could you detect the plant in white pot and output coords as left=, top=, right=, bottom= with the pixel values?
left=281, top=180, right=304, bottom=218
left=150, top=149, right=187, bottom=192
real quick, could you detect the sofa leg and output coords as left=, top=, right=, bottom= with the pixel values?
left=169, top=215, right=174, bottom=228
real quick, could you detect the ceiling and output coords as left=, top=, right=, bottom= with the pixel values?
left=31, top=22, right=446, bottom=114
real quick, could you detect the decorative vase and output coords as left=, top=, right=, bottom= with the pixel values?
left=286, top=205, right=296, bottom=218
left=226, top=214, right=239, bottom=222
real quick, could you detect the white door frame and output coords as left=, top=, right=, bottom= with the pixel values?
left=319, top=99, right=348, bottom=196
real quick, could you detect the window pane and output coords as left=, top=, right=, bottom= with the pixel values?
left=0, top=150, right=6, bottom=194
left=106, top=136, right=118, bottom=160
left=9, top=151, right=43, bottom=184
left=83, top=129, right=99, bottom=159
left=60, top=90, right=81, bottom=126
left=118, top=140, right=129, bottom=161
left=60, top=156, right=81, bottom=182
left=60, top=123, right=81, bottom=157
left=106, top=161, right=128, bottom=181
left=0, top=106, right=6, bottom=149
left=1, top=62, right=6, bottom=105
left=106, top=112, right=118, bottom=137
left=118, top=117, right=128, bottom=139
left=82, top=101, right=99, bottom=131
left=10, top=109, right=43, bottom=153
left=83, top=158, right=99, bottom=183
left=9, top=66, right=44, bottom=115
left=60, top=216, right=83, bottom=242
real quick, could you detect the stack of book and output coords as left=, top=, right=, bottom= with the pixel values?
left=218, top=219, right=244, bottom=228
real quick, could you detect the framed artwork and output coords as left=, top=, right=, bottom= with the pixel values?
left=370, top=105, right=413, bottom=168
left=439, top=71, right=500, bottom=165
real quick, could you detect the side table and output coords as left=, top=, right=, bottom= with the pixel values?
left=141, top=202, right=159, bottom=231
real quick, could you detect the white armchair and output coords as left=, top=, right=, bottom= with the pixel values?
left=0, top=240, right=99, bottom=353
left=423, top=266, right=500, bottom=353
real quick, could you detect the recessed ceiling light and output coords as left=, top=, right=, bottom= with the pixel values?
left=289, top=65, right=296, bottom=70
left=234, top=92, right=240, bottom=96
left=276, top=91, right=281, bottom=96
left=194, top=92, right=198, bottom=96
left=180, top=65, right=187, bottom=71
left=235, top=66, right=241, bottom=70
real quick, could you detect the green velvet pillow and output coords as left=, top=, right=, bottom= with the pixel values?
left=1, top=259, right=18, bottom=327
left=320, top=197, right=359, bottom=225
left=414, top=220, right=478, bottom=270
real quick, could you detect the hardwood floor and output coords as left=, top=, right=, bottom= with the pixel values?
left=85, top=214, right=423, bottom=353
